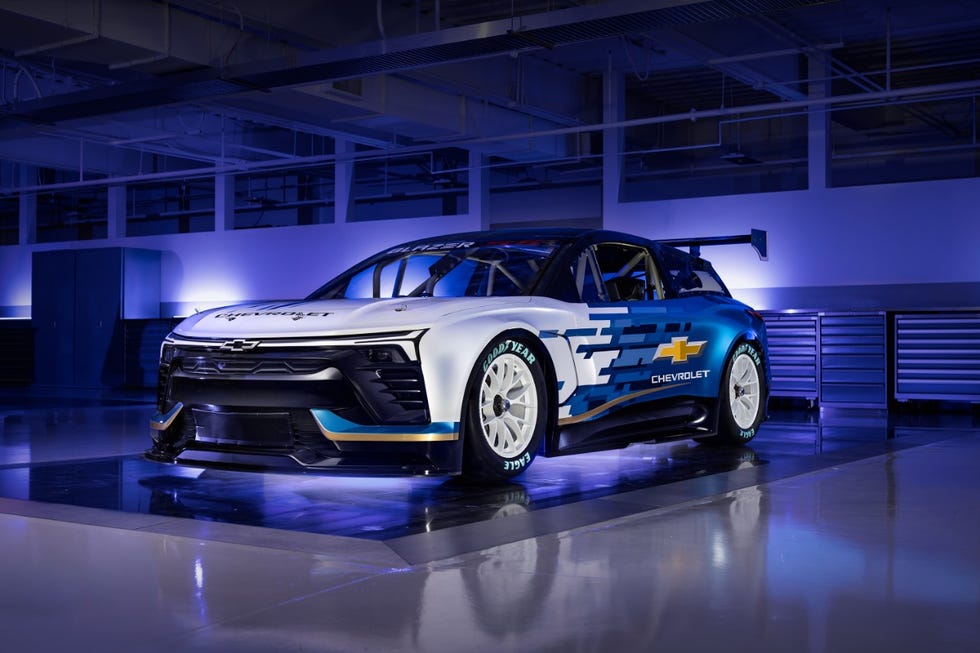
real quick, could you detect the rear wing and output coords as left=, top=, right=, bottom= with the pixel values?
left=660, top=228, right=768, bottom=261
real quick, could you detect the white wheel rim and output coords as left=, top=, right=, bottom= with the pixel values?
left=479, top=352, right=538, bottom=457
left=729, top=352, right=761, bottom=430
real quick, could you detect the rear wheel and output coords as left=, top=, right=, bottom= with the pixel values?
left=714, top=341, right=766, bottom=445
left=462, top=335, right=547, bottom=481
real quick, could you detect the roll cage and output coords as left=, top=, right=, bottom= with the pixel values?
left=307, top=228, right=766, bottom=303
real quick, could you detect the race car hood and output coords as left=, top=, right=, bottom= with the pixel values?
left=171, top=297, right=530, bottom=339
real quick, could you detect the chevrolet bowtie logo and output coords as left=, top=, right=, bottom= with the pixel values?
left=653, top=337, right=707, bottom=364
left=219, top=339, right=260, bottom=352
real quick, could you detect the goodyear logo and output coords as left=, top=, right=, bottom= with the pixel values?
left=653, top=336, right=707, bottom=364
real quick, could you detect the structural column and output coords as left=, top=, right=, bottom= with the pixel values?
left=469, top=149, right=490, bottom=231
left=107, top=185, right=127, bottom=239
left=334, top=138, right=355, bottom=223
left=215, top=173, right=235, bottom=231
left=18, top=164, right=36, bottom=245
left=808, top=54, right=832, bottom=190
left=602, top=61, right=625, bottom=226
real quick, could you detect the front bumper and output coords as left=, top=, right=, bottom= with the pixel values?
left=148, top=332, right=463, bottom=475
left=148, top=404, right=462, bottom=475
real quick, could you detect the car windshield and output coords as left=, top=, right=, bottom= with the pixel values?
left=309, top=238, right=563, bottom=299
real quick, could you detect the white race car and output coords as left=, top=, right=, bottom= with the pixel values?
left=149, top=228, right=769, bottom=480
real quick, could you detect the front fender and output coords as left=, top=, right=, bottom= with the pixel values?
left=418, top=303, right=579, bottom=425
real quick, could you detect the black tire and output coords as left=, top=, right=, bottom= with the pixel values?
left=713, top=341, right=766, bottom=445
left=461, top=334, right=547, bottom=481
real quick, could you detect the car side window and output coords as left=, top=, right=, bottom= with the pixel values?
left=655, top=244, right=730, bottom=297
left=573, top=243, right=663, bottom=303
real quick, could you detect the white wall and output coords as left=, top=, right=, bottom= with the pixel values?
left=607, top=176, right=980, bottom=309
left=490, top=185, right=601, bottom=225
left=3, top=176, right=979, bottom=317
left=1, top=214, right=478, bottom=318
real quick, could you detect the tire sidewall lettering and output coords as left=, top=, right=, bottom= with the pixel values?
left=732, top=342, right=762, bottom=368
left=482, top=338, right=538, bottom=373
left=502, top=451, right=533, bottom=472
left=482, top=340, right=511, bottom=373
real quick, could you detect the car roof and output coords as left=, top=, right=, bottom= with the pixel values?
left=396, top=227, right=660, bottom=247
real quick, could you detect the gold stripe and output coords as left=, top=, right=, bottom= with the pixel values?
left=558, top=383, right=686, bottom=425
left=149, top=402, right=184, bottom=431
left=314, top=424, right=459, bottom=443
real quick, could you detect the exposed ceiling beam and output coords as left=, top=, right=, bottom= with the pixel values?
left=6, top=75, right=976, bottom=195
left=647, top=31, right=810, bottom=101
left=0, top=0, right=833, bottom=129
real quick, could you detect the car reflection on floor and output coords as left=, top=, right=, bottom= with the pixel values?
left=2, top=439, right=761, bottom=539
left=2, top=403, right=973, bottom=542
left=138, top=481, right=772, bottom=650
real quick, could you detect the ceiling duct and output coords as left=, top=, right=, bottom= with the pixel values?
left=0, top=0, right=834, bottom=128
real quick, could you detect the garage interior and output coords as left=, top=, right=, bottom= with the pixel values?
left=0, top=1, right=979, bottom=650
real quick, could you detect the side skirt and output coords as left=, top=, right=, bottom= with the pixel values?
left=549, top=397, right=718, bottom=457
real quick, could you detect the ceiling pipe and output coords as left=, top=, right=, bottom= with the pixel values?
left=14, top=33, right=100, bottom=57
left=628, top=155, right=808, bottom=179
left=623, top=112, right=806, bottom=159
left=831, top=141, right=980, bottom=161
left=12, top=66, right=43, bottom=102
left=707, top=43, right=844, bottom=65
left=775, top=55, right=980, bottom=90
left=5, top=77, right=980, bottom=195
left=751, top=11, right=957, bottom=137
left=377, top=0, right=387, bottom=44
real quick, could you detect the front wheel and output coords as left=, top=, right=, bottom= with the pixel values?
left=714, top=341, right=766, bottom=444
left=462, top=335, right=547, bottom=481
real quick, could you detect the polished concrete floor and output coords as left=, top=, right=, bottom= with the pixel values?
left=1, top=390, right=978, bottom=652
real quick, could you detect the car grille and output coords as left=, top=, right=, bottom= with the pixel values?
left=372, top=367, right=426, bottom=413
left=180, top=356, right=329, bottom=376
left=177, top=407, right=337, bottom=453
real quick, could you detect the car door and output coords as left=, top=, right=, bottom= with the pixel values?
left=557, top=239, right=676, bottom=427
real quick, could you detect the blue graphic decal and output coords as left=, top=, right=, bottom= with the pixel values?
left=559, top=305, right=701, bottom=422
left=563, top=327, right=600, bottom=337
left=540, top=327, right=600, bottom=339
